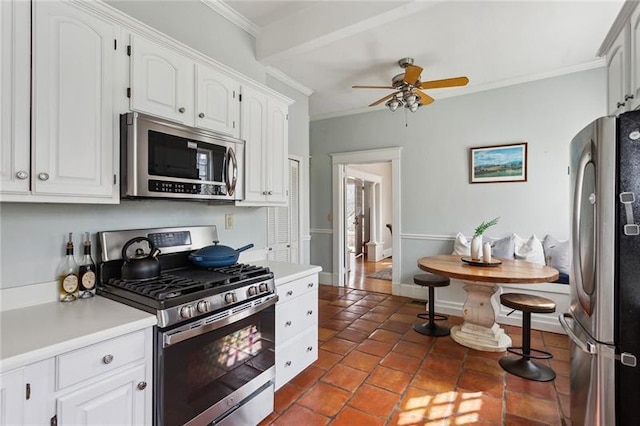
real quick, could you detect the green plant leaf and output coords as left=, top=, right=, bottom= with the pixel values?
left=474, top=216, right=500, bottom=236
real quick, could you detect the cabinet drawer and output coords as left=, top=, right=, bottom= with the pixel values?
left=56, top=330, right=145, bottom=390
left=277, top=274, right=318, bottom=303
left=276, top=290, right=317, bottom=345
left=275, top=329, right=318, bottom=390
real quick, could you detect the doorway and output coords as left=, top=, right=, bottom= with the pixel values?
left=330, top=147, right=402, bottom=294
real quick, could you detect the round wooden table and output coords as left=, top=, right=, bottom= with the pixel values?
left=417, top=254, right=559, bottom=352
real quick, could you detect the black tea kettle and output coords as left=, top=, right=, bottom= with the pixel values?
left=121, top=237, right=161, bottom=280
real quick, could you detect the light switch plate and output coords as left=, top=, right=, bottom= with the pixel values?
left=225, top=214, right=234, bottom=230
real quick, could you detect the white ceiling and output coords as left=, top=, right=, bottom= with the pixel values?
left=220, top=0, right=624, bottom=120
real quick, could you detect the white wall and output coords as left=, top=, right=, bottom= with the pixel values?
left=309, top=68, right=607, bottom=286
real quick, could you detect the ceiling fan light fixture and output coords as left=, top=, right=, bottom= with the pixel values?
left=409, top=103, right=420, bottom=112
left=386, top=98, right=401, bottom=112
left=403, top=92, right=418, bottom=107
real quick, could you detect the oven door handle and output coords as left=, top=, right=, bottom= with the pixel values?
left=162, top=295, right=278, bottom=348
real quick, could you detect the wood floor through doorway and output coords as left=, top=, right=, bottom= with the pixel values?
left=348, top=257, right=392, bottom=294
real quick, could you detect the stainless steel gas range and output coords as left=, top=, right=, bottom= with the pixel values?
left=97, top=226, right=277, bottom=426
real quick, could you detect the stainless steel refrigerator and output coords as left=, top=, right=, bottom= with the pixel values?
left=560, top=110, right=640, bottom=425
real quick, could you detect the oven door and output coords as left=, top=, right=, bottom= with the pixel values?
left=156, top=298, right=276, bottom=426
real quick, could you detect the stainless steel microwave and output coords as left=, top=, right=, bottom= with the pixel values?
left=120, top=112, right=244, bottom=202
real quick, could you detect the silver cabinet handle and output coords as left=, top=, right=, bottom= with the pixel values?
left=307, top=282, right=314, bottom=288
left=102, top=354, right=114, bottom=364
left=178, top=107, right=185, bottom=113
left=286, top=290, right=293, bottom=296
left=262, top=191, right=268, bottom=195
left=137, top=381, right=147, bottom=390
left=625, top=94, right=635, bottom=101
left=285, top=361, right=291, bottom=367
left=199, top=112, right=205, bottom=118
left=307, top=310, right=313, bottom=315
left=268, top=191, right=273, bottom=195
left=15, top=171, right=29, bottom=180
left=617, top=101, right=626, bottom=108
left=37, top=172, right=49, bottom=181
left=285, top=320, right=292, bottom=326
left=307, top=346, right=313, bottom=352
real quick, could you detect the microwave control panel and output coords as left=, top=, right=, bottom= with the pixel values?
left=149, top=180, right=227, bottom=196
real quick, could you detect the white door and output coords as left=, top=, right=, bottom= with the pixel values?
left=56, top=364, right=146, bottom=425
left=240, top=86, right=267, bottom=203
left=32, top=1, right=115, bottom=197
left=0, top=368, right=25, bottom=426
left=607, top=28, right=628, bottom=115
left=195, top=64, right=239, bottom=137
left=267, top=159, right=300, bottom=262
left=0, top=0, right=30, bottom=194
left=130, top=34, right=194, bottom=125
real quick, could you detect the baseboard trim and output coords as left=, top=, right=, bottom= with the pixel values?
left=318, top=271, right=335, bottom=285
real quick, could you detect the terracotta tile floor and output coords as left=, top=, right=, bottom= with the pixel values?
left=261, top=285, right=571, bottom=426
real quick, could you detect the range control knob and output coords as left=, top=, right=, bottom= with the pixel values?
left=247, top=286, right=258, bottom=296
left=259, top=282, right=269, bottom=293
left=196, top=300, right=211, bottom=313
left=180, top=305, right=195, bottom=319
left=224, top=292, right=236, bottom=304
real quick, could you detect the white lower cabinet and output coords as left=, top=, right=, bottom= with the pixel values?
left=274, top=273, right=318, bottom=390
left=0, top=328, right=152, bottom=426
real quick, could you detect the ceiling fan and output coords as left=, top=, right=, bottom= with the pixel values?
left=352, top=58, right=469, bottom=112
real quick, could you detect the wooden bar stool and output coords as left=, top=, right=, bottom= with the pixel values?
left=413, top=273, right=450, bottom=337
left=499, top=293, right=556, bottom=382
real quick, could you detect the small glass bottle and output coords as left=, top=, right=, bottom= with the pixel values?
left=78, top=232, right=96, bottom=298
left=58, top=233, right=79, bottom=302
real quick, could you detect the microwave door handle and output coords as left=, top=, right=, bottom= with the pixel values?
left=226, top=147, right=238, bottom=196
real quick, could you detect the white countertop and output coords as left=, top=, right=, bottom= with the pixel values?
left=253, top=261, right=322, bottom=286
left=0, top=296, right=156, bottom=373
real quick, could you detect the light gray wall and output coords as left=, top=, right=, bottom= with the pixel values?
left=310, top=68, right=607, bottom=283
left=0, top=2, right=313, bottom=289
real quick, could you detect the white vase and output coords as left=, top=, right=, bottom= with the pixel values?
left=470, top=235, right=483, bottom=260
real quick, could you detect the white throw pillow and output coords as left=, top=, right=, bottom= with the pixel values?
left=513, top=234, right=546, bottom=265
left=543, top=235, right=570, bottom=274
left=452, top=232, right=471, bottom=256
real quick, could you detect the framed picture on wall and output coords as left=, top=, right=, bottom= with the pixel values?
left=469, top=142, right=528, bottom=183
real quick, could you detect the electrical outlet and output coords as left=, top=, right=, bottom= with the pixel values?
left=225, top=214, right=234, bottom=230
left=327, top=213, right=333, bottom=222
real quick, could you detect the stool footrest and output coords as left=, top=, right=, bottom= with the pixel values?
left=417, top=312, right=448, bottom=322
left=506, top=346, right=553, bottom=360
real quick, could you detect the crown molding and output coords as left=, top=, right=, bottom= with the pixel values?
left=200, top=0, right=259, bottom=37
left=597, top=1, right=638, bottom=57
left=266, top=66, right=314, bottom=96
left=311, top=59, right=607, bottom=122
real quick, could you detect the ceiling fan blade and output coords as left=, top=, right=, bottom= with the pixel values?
left=419, top=76, right=469, bottom=90
left=403, top=65, right=423, bottom=85
left=369, top=91, right=400, bottom=107
left=352, top=85, right=395, bottom=89
left=415, top=90, right=434, bottom=106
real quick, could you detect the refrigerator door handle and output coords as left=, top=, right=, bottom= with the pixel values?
left=559, top=313, right=597, bottom=354
left=559, top=313, right=638, bottom=367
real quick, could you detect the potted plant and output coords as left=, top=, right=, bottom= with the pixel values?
left=471, top=217, right=499, bottom=260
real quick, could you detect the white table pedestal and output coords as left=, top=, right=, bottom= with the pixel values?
left=449, top=281, right=511, bottom=352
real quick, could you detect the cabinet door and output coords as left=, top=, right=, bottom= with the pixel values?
left=607, top=27, right=628, bottom=115
left=0, top=0, right=30, bottom=194
left=265, top=100, right=289, bottom=204
left=32, top=1, right=115, bottom=197
left=240, top=86, right=268, bottom=203
left=196, top=65, right=240, bottom=137
left=0, top=368, right=25, bottom=426
left=130, top=35, right=194, bottom=125
left=56, top=364, right=147, bottom=426
left=267, top=205, right=290, bottom=262
left=629, top=6, right=640, bottom=110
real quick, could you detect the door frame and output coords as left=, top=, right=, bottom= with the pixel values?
left=330, top=147, right=402, bottom=288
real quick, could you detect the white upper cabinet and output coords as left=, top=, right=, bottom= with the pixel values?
left=129, top=34, right=195, bottom=125
left=240, top=86, right=289, bottom=205
left=604, top=2, right=640, bottom=114
left=196, top=64, right=240, bottom=137
left=0, top=0, right=31, bottom=195
left=1, top=0, right=119, bottom=203
left=31, top=0, right=116, bottom=198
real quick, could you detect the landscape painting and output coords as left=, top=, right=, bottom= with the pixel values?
left=470, top=142, right=527, bottom=183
